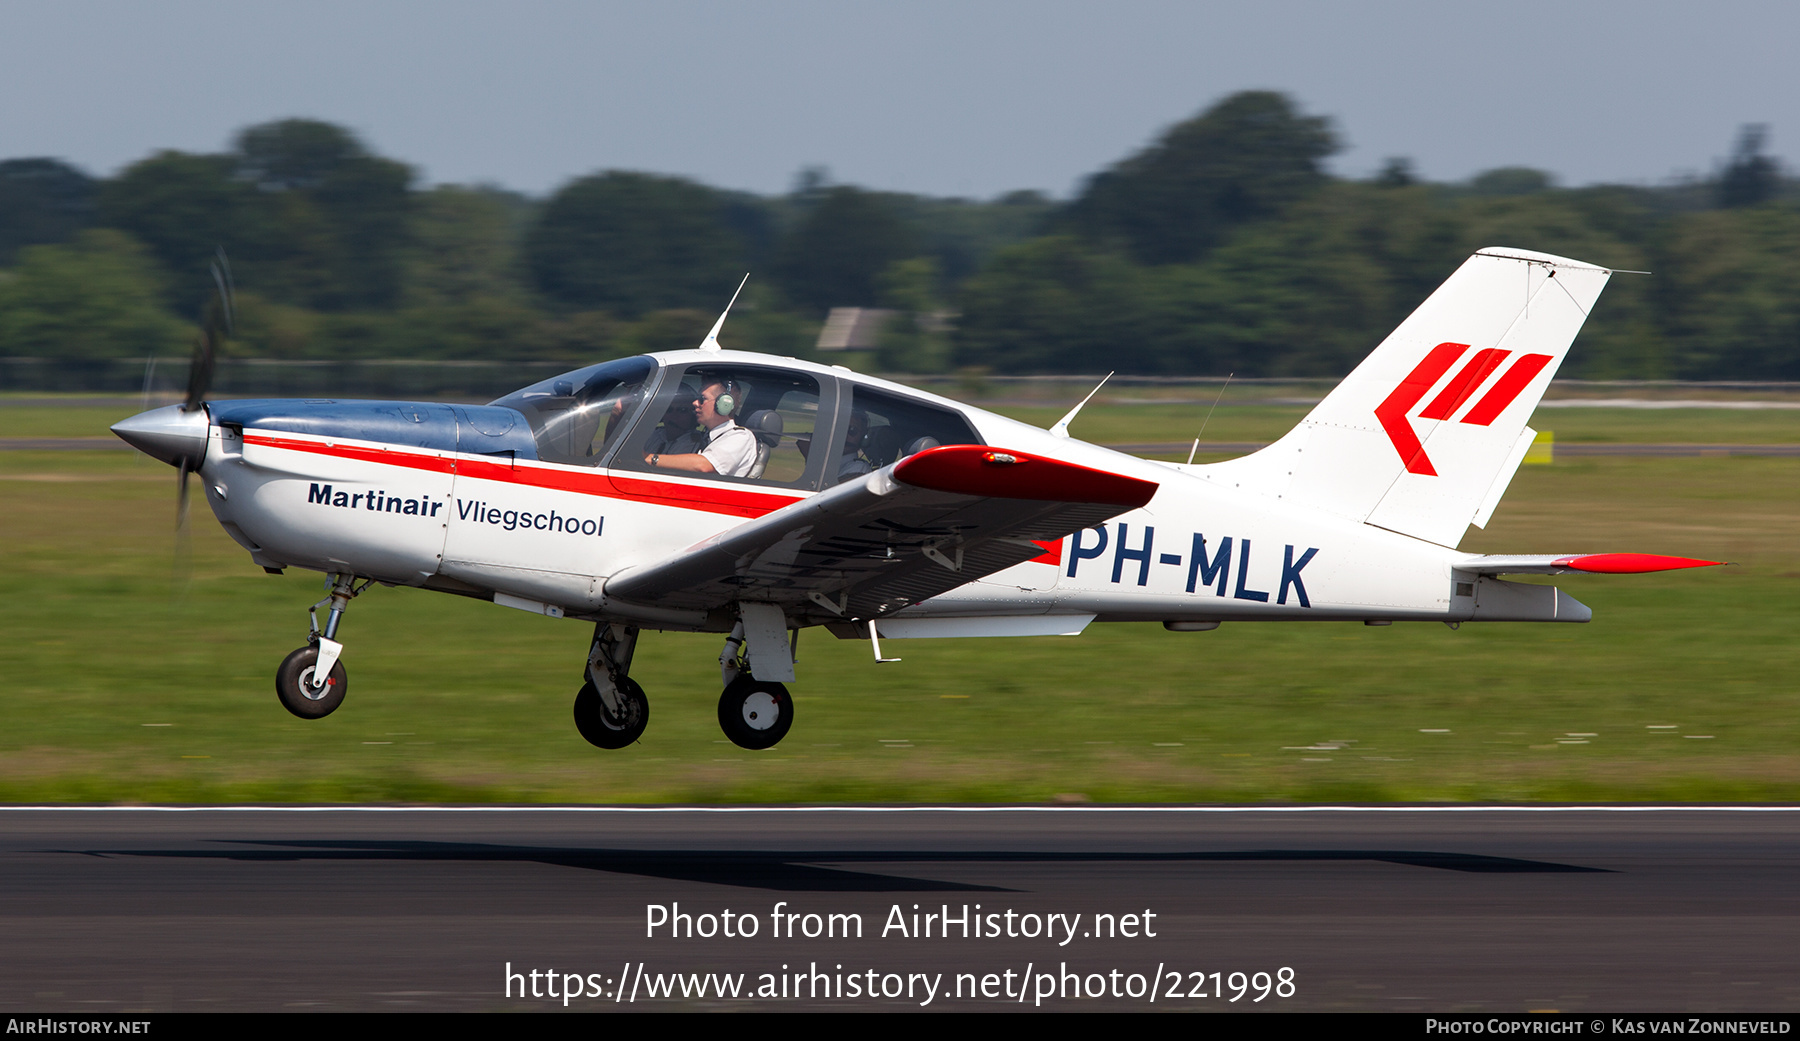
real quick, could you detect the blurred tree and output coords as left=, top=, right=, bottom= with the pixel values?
left=97, top=120, right=414, bottom=314
left=1062, top=91, right=1336, bottom=265
left=1467, top=167, right=1555, bottom=197
left=1658, top=205, right=1800, bottom=378
left=0, top=159, right=96, bottom=266
left=524, top=171, right=749, bottom=317
left=403, top=185, right=528, bottom=306
left=772, top=186, right=918, bottom=312
left=874, top=257, right=952, bottom=373
left=230, top=120, right=415, bottom=310
left=96, top=151, right=251, bottom=308
left=1375, top=157, right=1417, bottom=188
left=236, top=120, right=365, bottom=190
left=1717, top=125, right=1780, bottom=208
left=953, top=236, right=1150, bottom=372
left=0, top=229, right=188, bottom=359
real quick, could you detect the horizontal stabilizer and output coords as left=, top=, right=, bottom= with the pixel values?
left=1458, top=553, right=1725, bottom=576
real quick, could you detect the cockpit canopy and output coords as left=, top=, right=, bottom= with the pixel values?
left=489, top=355, right=983, bottom=490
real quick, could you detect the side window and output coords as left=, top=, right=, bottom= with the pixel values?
left=489, top=356, right=657, bottom=467
left=833, top=385, right=981, bottom=483
left=617, top=365, right=828, bottom=489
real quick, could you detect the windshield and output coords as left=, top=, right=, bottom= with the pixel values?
left=488, top=356, right=658, bottom=466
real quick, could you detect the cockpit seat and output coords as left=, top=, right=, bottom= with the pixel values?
left=742, top=409, right=784, bottom=480
left=902, top=435, right=941, bottom=459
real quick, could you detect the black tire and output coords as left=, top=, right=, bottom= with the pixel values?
left=717, top=674, right=794, bottom=750
left=275, top=645, right=347, bottom=719
left=574, top=675, right=649, bottom=749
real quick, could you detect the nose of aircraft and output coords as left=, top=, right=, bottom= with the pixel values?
left=111, top=404, right=210, bottom=469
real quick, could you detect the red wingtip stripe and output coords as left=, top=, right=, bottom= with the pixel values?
left=894, top=444, right=1158, bottom=508
left=1552, top=553, right=1725, bottom=574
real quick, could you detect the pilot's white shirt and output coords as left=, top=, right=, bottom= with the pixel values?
left=699, top=420, right=758, bottom=478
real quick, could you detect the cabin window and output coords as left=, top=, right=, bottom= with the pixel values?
left=615, top=364, right=830, bottom=489
left=829, top=385, right=981, bottom=484
left=488, top=356, right=657, bottom=466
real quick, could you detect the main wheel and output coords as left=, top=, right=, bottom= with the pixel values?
left=275, top=645, right=347, bottom=719
left=717, top=674, right=794, bottom=750
left=574, top=675, right=649, bottom=749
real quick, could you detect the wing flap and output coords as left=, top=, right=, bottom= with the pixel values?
left=603, top=445, right=1157, bottom=620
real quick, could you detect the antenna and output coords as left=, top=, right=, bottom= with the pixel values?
left=697, top=273, right=751, bottom=353
left=1187, top=373, right=1233, bottom=465
left=1049, top=372, right=1113, bottom=439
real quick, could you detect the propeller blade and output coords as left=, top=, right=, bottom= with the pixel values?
left=173, top=458, right=193, bottom=596
left=184, top=249, right=234, bottom=413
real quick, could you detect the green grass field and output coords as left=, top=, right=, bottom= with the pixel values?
left=0, top=402, right=1794, bottom=804
left=6, top=400, right=1798, bottom=444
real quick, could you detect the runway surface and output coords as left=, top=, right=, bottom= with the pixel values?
left=1, top=807, right=1796, bottom=1013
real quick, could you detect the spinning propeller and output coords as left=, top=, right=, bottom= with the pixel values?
left=176, top=251, right=234, bottom=532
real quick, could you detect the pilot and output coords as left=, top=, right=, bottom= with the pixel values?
left=798, top=408, right=871, bottom=481
left=642, top=386, right=701, bottom=457
left=644, top=379, right=757, bottom=478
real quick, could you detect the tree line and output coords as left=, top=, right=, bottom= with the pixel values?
left=1, top=94, right=1795, bottom=379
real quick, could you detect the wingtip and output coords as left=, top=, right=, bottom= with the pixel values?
left=1552, top=553, right=1726, bottom=574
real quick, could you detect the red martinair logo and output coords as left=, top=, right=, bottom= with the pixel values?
left=1374, top=343, right=1553, bottom=476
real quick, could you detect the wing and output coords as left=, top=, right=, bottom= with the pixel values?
left=603, top=444, right=1158, bottom=623
left=1458, top=553, right=1723, bottom=575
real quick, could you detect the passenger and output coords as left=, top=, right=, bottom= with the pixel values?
left=644, top=379, right=757, bottom=477
left=798, top=409, right=871, bottom=481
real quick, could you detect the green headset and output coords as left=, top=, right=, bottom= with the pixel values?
left=709, top=379, right=741, bottom=419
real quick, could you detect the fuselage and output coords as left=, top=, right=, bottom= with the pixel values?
left=160, top=348, right=1570, bottom=633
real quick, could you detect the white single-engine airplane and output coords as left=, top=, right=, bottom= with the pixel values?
left=113, top=247, right=1719, bottom=750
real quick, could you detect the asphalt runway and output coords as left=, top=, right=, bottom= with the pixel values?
left=0, top=807, right=1795, bottom=1013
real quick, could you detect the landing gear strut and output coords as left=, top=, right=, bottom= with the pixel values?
left=574, top=623, right=648, bottom=748
left=275, top=572, right=370, bottom=719
left=715, top=620, right=794, bottom=750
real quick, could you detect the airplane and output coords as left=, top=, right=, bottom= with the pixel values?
left=111, top=247, right=1720, bottom=751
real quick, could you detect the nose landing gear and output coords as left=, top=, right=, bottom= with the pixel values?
left=275, top=573, right=370, bottom=719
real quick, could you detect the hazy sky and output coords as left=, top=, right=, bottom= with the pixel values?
left=3, top=1, right=1794, bottom=199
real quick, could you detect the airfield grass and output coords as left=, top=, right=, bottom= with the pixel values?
left=0, top=404, right=1796, bottom=804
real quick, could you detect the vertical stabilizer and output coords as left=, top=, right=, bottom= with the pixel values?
left=1200, top=248, right=1611, bottom=547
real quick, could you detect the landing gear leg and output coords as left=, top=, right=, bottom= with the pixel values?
left=275, top=572, right=370, bottom=719
left=574, top=623, right=647, bottom=748
left=715, top=622, right=794, bottom=750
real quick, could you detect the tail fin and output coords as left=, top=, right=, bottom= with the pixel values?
left=1202, top=248, right=1612, bottom=547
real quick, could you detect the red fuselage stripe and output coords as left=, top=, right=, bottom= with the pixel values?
left=239, top=433, right=800, bottom=519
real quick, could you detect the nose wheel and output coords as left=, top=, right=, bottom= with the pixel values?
left=274, top=573, right=366, bottom=720
left=718, top=674, right=794, bottom=750
left=275, top=644, right=347, bottom=719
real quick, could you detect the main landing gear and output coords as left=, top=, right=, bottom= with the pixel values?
left=575, top=623, right=649, bottom=748
left=715, top=619, right=794, bottom=751
left=275, top=573, right=370, bottom=719
left=569, top=612, right=797, bottom=751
